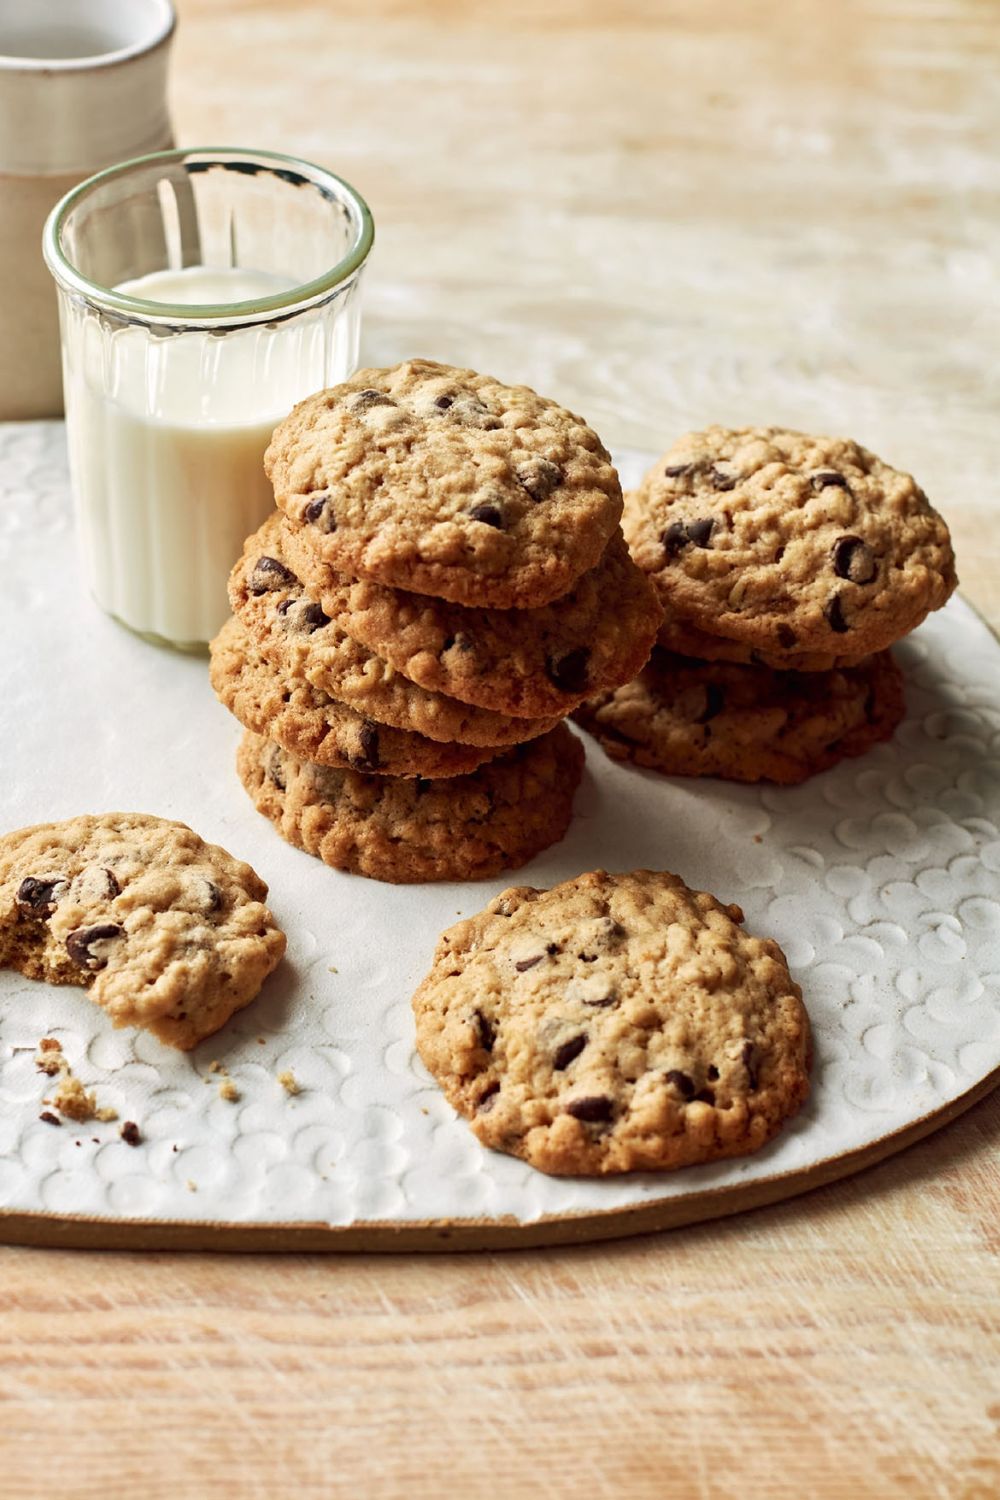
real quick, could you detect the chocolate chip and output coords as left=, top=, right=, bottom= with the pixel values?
left=696, top=683, right=724, bottom=723
left=65, top=923, right=124, bottom=971
left=662, top=521, right=690, bottom=556
left=201, top=880, right=223, bottom=913
left=825, top=593, right=849, bottom=633
left=250, top=556, right=297, bottom=595
left=268, top=748, right=286, bottom=791
left=742, top=1040, right=758, bottom=1090
left=553, top=1034, right=587, bottom=1071
left=121, top=1121, right=141, bottom=1147
left=811, top=470, right=849, bottom=493
left=468, top=502, right=504, bottom=529
left=666, top=1069, right=695, bottom=1099
left=664, top=518, right=713, bottom=554
left=434, top=394, right=454, bottom=409
left=514, top=954, right=544, bottom=972
left=710, top=466, right=738, bottom=492
left=565, top=1095, right=614, bottom=1123
left=351, top=721, right=380, bottom=772
left=776, top=624, right=797, bottom=649
left=693, top=1087, right=716, bottom=1104
left=477, top=1081, right=500, bottom=1111
left=304, top=494, right=336, bottom=531
left=545, top=647, right=590, bottom=694
left=707, top=1064, right=720, bottom=1081
left=474, top=1009, right=495, bottom=1053
left=515, top=458, right=563, bottom=501
left=298, top=602, right=330, bottom=632
left=578, top=952, right=597, bottom=963
left=664, top=463, right=692, bottom=478
left=16, top=876, right=67, bottom=916
left=582, top=995, right=618, bottom=1008
left=39, top=1111, right=61, bottom=1127
left=352, top=388, right=394, bottom=410
left=832, top=535, right=877, bottom=585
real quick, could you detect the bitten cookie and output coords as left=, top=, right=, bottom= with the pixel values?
left=264, top=359, right=623, bottom=608
left=210, top=617, right=505, bottom=779
left=412, top=869, right=810, bottom=1175
left=280, top=519, right=661, bottom=718
left=226, top=517, right=561, bottom=747
left=237, top=724, right=585, bottom=884
left=573, top=648, right=905, bottom=785
left=0, top=814, right=286, bottom=1050
left=625, top=427, right=957, bottom=669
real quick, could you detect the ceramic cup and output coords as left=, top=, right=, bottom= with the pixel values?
left=0, top=0, right=175, bottom=419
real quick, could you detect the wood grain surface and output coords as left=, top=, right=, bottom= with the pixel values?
left=3, top=0, right=999, bottom=1494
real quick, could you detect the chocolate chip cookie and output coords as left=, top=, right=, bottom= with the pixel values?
left=411, top=868, right=810, bottom=1175
left=280, top=518, right=661, bottom=717
left=574, top=647, right=905, bottom=785
left=0, top=814, right=285, bottom=1050
left=264, top=359, right=623, bottom=608
left=237, top=724, right=585, bottom=884
left=210, top=617, right=505, bottom=779
left=625, top=428, right=957, bottom=669
left=226, top=517, right=560, bottom=747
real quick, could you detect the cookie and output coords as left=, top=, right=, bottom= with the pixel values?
left=0, top=814, right=285, bottom=1050
left=411, top=869, right=810, bottom=1175
left=653, top=606, right=839, bottom=671
left=625, top=428, right=957, bottom=669
left=264, top=359, right=623, bottom=608
left=210, top=617, right=505, bottom=779
left=236, top=724, right=585, bottom=884
left=574, top=648, right=905, bottom=785
left=280, top=518, right=661, bottom=717
left=227, top=517, right=561, bottom=747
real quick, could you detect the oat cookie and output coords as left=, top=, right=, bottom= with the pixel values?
left=210, top=617, right=504, bottom=779
left=0, top=814, right=285, bottom=1050
left=281, top=519, right=661, bottom=717
left=412, top=869, right=810, bottom=1175
left=237, top=724, right=585, bottom=884
left=264, top=359, right=623, bottom=608
left=574, top=648, right=905, bottom=785
left=625, top=428, right=956, bottom=669
left=226, top=517, right=560, bottom=747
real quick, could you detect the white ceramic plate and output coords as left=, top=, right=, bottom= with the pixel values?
left=1, top=425, right=998, bottom=1249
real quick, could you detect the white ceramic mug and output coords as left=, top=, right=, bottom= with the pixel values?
left=0, top=0, right=175, bottom=419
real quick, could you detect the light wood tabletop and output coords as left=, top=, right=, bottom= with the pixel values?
left=3, top=1, right=999, bottom=1494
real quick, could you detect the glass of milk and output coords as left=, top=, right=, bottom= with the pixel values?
left=42, top=147, right=374, bottom=650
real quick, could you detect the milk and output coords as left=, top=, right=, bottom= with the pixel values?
left=63, top=265, right=328, bottom=648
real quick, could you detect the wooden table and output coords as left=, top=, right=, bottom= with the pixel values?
left=3, top=1, right=999, bottom=1494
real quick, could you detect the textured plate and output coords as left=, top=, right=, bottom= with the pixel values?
left=1, top=424, right=999, bottom=1251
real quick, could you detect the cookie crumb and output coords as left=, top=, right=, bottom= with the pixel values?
left=34, top=1041, right=117, bottom=1122
left=35, top=1038, right=65, bottom=1077
left=50, top=1073, right=118, bottom=1124
left=754, top=834, right=763, bottom=844
left=39, top=1110, right=61, bottom=1126
left=277, top=1070, right=300, bottom=1096
left=208, top=1059, right=224, bottom=1074
left=328, top=965, right=338, bottom=974
left=121, top=1121, right=142, bottom=1147
left=257, top=1036, right=266, bottom=1045
left=219, top=1077, right=240, bottom=1103
left=186, top=1179, right=198, bottom=1193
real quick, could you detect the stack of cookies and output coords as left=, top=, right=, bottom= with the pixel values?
left=209, top=360, right=661, bottom=882
left=575, top=426, right=957, bottom=784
